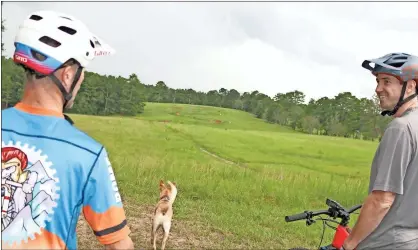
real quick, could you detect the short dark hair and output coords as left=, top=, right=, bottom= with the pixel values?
left=24, top=56, right=78, bottom=80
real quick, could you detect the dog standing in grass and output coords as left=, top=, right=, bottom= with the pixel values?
left=151, top=180, right=178, bottom=250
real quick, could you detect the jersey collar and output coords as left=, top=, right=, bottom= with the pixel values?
left=14, top=102, right=64, bottom=118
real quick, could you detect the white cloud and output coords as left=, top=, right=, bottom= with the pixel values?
left=2, top=2, right=418, bottom=102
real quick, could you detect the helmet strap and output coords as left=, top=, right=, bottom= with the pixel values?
left=49, top=74, right=73, bottom=103
left=48, top=63, right=83, bottom=125
left=381, top=81, right=418, bottom=116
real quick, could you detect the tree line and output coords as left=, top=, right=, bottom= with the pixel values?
left=1, top=19, right=390, bottom=141
left=1, top=55, right=390, bottom=141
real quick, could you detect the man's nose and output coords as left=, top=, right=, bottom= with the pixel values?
left=375, top=83, right=383, bottom=93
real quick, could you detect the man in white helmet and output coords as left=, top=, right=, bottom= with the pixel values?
left=1, top=10, right=134, bottom=249
left=342, top=53, right=418, bottom=250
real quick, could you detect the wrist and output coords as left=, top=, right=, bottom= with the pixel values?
left=342, top=239, right=357, bottom=250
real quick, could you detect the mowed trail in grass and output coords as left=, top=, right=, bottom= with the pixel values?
left=72, top=102, right=378, bottom=249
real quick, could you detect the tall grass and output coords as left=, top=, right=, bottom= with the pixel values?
left=72, top=103, right=377, bottom=248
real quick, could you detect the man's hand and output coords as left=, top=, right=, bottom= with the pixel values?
left=342, top=240, right=357, bottom=250
left=104, top=235, right=134, bottom=250
left=343, top=190, right=395, bottom=249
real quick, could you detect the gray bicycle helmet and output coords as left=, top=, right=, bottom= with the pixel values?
left=362, top=52, right=418, bottom=116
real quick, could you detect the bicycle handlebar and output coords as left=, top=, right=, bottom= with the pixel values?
left=346, top=204, right=362, bottom=214
left=285, top=209, right=330, bottom=222
left=284, top=198, right=362, bottom=223
left=284, top=212, right=308, bottom=222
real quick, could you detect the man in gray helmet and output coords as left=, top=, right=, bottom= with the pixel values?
left=342, top=53, right=418, bottom=250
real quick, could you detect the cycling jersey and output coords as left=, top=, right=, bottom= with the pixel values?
left=1, top=102, right=130, bottom=249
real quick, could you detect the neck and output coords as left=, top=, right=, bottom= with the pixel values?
left=20, top=79, right=65, bottom=114
left=394, top=97, right=418, bottom=117
left=160, top=194, right=170, bottom=201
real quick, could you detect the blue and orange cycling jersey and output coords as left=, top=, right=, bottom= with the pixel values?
left=1, top=102, right=130, bottom=249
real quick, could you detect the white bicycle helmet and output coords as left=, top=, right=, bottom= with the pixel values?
left=13, top=10, right=115, bottom=107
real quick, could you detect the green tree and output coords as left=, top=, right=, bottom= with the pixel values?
left=0, top=54, right=392, bottom=141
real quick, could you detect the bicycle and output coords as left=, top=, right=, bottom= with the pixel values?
left=284, top=198, right=362, bottom=250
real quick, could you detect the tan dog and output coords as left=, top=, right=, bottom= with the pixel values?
left=151, top=180, right=178, bottom=250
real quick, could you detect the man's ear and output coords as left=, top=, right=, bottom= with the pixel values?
left=407, top=79, right=417, bottom=94
left=58, top=65, right=75, bottom=91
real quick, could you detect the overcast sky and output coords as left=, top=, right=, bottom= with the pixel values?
left=2, top=1, right=418, bottom=101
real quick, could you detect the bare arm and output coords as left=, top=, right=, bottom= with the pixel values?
left=343, top=125, right=411, bottom=249
left=343, top=190, right=395, bottom=250
left=104, top=235, right=134, bottom=250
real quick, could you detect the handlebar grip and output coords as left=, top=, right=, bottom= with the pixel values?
left=285, top=212, right=308, bottom=222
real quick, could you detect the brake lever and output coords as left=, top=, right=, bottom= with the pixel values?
left=306, top=217, right=316, bottom=226
left=305, top=211, right=316, bottom=226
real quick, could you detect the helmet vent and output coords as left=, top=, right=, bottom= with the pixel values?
left=92, top=37, right=102, bottom=46
left=58, top=26, right=77, bottom=35
left=39, top=36, right=61, bottom=48
left=29, top=15, right=43, bottom=21
left=31, top=49, right=47, bottom=62
left=90, top=40, right=95, bottom=48
left=390, top=62, right=406, bottom=68
left=60, top=16, right=72, bottom=21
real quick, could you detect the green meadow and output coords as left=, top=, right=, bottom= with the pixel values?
left=73, top=102, right=378, bottom=249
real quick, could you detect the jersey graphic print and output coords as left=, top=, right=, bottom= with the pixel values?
left=1, top=141, right=60, bottom=246
left=106, top=156, right=122, bottom=203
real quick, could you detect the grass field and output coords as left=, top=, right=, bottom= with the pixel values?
left=73, top=102, right=379, bottom=249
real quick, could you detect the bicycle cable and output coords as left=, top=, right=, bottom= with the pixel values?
left=316, top=215, right=326, bottom=249
left=314, top=216, right=341, bottom=249
left=321, top=218, right=339, bottom=230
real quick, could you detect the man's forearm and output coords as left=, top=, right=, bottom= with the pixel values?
left=344, top=191, right=394, bottom=249
left=104, top=236, right=134, bottom=250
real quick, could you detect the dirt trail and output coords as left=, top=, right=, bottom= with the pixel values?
left=199, top=147, right=247, bottom=168
left=164, top=125, right=246, bottom=169
left=76, top=199, right=233, bottom=249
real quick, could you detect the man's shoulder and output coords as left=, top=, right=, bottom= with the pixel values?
left=2, top=106, right=17, bottom=118
left=57, top=119, right=104, bottom=154
left=2, top=106, right=15, bottom=113
left=380, top=111, right=418, bottom=150
left=386, top=111, right=418, bottom=132
left=2, top=109, right=104, bottom=155
left=386, top=117, right=409, bottom=131
left=2, top=106, right=26, bottom=128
